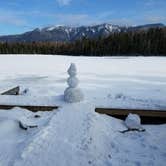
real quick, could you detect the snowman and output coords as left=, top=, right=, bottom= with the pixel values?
left=64, top=63, right=84, bottom=103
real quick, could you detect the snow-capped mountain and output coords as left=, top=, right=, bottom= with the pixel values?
left=0, top=23, right=164, bottom=42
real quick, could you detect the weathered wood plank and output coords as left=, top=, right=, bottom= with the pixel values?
left=95, top=108, right=166, bottom=117
left=1, top=86, right=20, bottom=95
left=0, top=105, right=58, bottom=112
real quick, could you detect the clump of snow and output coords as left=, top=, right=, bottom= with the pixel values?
left=125, top=113, right=142, bottom=129
left=64, top=63, right=84, bottom=103
left=115, top=93, right=126, bottom=99
left=20, top=88, right=30, bottom=95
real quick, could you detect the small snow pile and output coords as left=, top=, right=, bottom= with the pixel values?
left=20, top=88, right=30, bottom=95
left=64, top=63, right=84, bottom=103
left=124, top=113, right=142, bottom=130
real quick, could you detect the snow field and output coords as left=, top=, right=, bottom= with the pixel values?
left=0, top=55, right=166, bottom=166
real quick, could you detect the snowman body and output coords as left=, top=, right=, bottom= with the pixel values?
left=64, top=63, right=84, bottom=103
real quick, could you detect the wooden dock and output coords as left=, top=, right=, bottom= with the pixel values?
left=0, top=103, right=166, bottom=123
left=1, top=86, right=20, bottom=95
left=95, top=107, right=166, bottom=124
left=0, top=105, right=58, bottom=112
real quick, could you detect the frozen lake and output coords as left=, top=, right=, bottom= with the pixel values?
left=0, top=55, right=166, bottom=109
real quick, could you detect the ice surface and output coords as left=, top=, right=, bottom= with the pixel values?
left=0, top=55, right=166, bottom=109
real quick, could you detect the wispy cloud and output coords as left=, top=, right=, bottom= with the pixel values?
left=17, top=11, right=114, bottom=26
left=0, top=7, right=164, bottom=30
left=144, top=0, right=156, bottom=6
left=144, top=16, right=166, bottom=24
left=56, top=0, right=72, bottom=6
left=0, top=10, right=27, bottom=26
left=54, top=14, right=89, bottom=25
left=144, top=0, right=166, bottom=8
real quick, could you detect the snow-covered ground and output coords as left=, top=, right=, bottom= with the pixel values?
left=0, top=55, right=166, bottom=166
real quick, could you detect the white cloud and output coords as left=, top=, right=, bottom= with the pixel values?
left=56, top=0, right=72, bottom=6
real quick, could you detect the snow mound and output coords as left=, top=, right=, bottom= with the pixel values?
left=125, top=113, right=141, bottom=129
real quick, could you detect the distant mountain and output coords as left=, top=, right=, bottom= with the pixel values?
left=0, top=23, right=165, bottom=42
left=129, top=23, right=165, bottom=31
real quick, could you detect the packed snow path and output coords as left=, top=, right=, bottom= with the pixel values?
left=13, top=103, right=113, bottom=166
left=11, top=103, right=166, bottom=166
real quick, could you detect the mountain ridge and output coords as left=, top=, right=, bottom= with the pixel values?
left=0, top=23, right=165, bottom=43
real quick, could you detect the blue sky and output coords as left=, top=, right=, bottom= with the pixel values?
left=0, top=0, right=165, bottom=35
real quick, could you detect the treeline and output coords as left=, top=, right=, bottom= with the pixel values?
left=0, top=27, right=166, bottom=56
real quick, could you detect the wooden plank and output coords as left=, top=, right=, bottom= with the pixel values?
left=95, top=108, right=166, bottom=118
left=1, top=86, right=20, bottom=95
left=0, top=105, right=58, bottom=112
